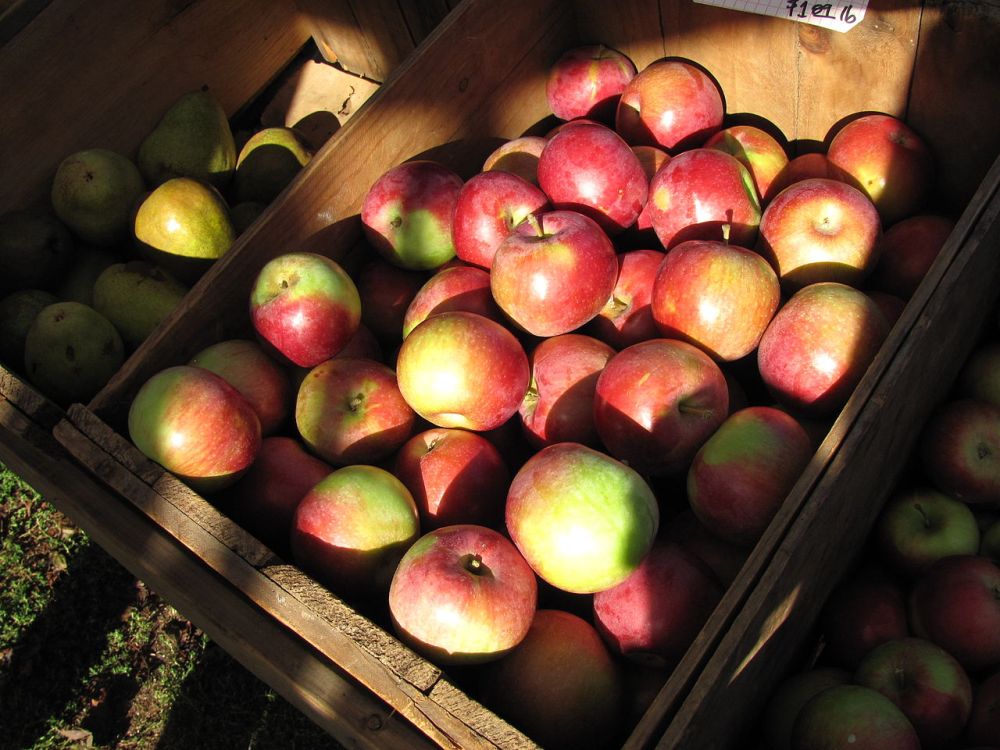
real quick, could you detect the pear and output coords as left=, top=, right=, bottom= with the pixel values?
left=0, top=209, right=75, bottom=293
left=0, top=289, right=60, bottom=369
left=92, top=261, right=189, bottom=349
left=56, top=245, right=122, bottom=306
left=234, top=126, right=313, bottom=204
left=24, top=301, right=124, bottom=406
left=138, top=89, right=237, bottom=190
left=50, top=148, right=145, bottom=247
left=133, top=177, right=236, bottom=283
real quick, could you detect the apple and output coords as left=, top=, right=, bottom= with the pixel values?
left=401, top=264, right=503, bottom=338
left=451, top=170, right=550, bottom=269
left=650, top=238, right=781, bottom=362
left=545, top=44, right=637, bottom=123
left=757, top=282, right=890, bottom=416
left=663, top=508, right=750, bottom=587
left=919, top=398, right=1000, bottom=505
left=396, top=311, right=529, bottom=431
left=478, top=609, right=624, bottom=750
left=295, top=357, right=415, bottom=466
left=757, top=177, right=882, bottom=290
left=592, top=540, right=723, bottom=668
left=909, top=554, right=1000, bottom=672
left=869, top=214, right=955, bottom=299
left=625, top=145, right=671, bottom=246
left=228, top=435, right=332, bottom=554
left=291, top=464, right=419, bottom=599
left=982, top=518, right=1000, bottom=562
left=957, top=341, right=1000, bottom=407
left=855, top=636, right=973, bottom=748
left=392, top=427, right=510, bottom=530
left=593, top=338, right=729, bottom=476
left=586, top=248, right=664, bottom=349
left=519, top=333, right=615, bottom=448
left=762, top=667, right=852, bottom=750
left=875, top=487, right=981, bottom=576
left=482, top=136, right=548, bottom=184
left=819, top=567, right=911, bottom=670
left=189, top=338, right=291, bottom=436
left=388, top=524, right=538, bottom=664
left=790, top=684, right=921, bottom=750
left=770, top=151, right=841, bottom=196
left=249, top=251, right=361, bottom=369
left=360, top=159, right=464, bottom=270
left=646, top=148, right=762, bottom=250
left=536, top=122, right=648, bottom=234
left=703, top=124, right=789, bottom=203
left=967, top=669, right=1000, bottom=746
left=687, top=406, right=813, bottom=546
left=615, top=59, right=724, bottom=152
left=334, top=322, right=383, bottom=361
left=869, top=290, right=907, bottom=328
left=490, top=210, right=618, bottom=337
left=505, top=442, right=659, bottom=594
left=355, top=257, right=428, bottom=343
left=128, top=365, right=261, bottom=493
left=826, top=113, right=935, bottom=225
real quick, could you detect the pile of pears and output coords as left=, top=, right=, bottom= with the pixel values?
left=0, top=89, right=314, bottom=406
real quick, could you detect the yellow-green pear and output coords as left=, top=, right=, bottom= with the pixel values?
left=92, top=261, right=190, bottom=349
left=51, top=149, right=145, bottom=247
left=138, top=89, right=237, bottom=190
left=234, top=126, right=313, bottom=204
left=0, top=289, right=59, bottom=369
left=56, top=245, right=122, bottom=306
left=133, top=177, right=235, bottom=283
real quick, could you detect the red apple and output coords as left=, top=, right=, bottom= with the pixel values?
left=249, top=251, right=361, bottom=368
left=401, top=264, right=503, bottom=338
left=482, top=136, right=548, bottom=184
left=355, top=257, right=427, bottom=343
left=388, top=524, right=538, bottom=664
left=869, top=214, right=954, bottom=299
left=646, top=148, right=762, bottom=250
left=392, top=427, right=509, bottom=530
left=334, top=322, right=383, bottom=361
left=291, top=464, right=419, bottom=599
left=615, top=59, right=724, bottom=152
left=958, top=341, right=1000, bottom=407
left=967, top=669, right=1000, bottom=746
left=919, top=398, right=1000, bottom=505
left=625, top=145, right=672, bottom=246
left=546, top=44, right=637, bottom=123
left=586, top=248, right=664, bottom=349
left=757, top=177, right=882, bottom=290
left=909, top=554, right=1000, bottom=672
left=687, top=406, right=813, bottom=546
left=505, top=442, right=659, bottom=594
left=189, top=338, right=291, bottom=436
left=478, top=609, right=624, bottom=750
left=593, top=540, right=723, bottom=668
left=451, top=170, right=550, bottom=269
left=875, top=487, right=982, bottom=577
left=396, top=311, right=529, bottom=431
left=769, top=151, right=841, bottom=195
left=490, top=210, right=618, bottom=337
left=650, top=238, right=781, bottom=362
left=128, top=365, right=261, bottom=493
left=827, top=113, right=935, bottom=225
left=360, top=159, right=464, bottom=270
left=295, top=357, right=415, bottom=466
left=664, top=508, right=750, bottom=587
left=704, top=124, right=789, bottom=203
left=757, top=282, right=890, bottom=416
left=790, top=684, right=921, bottom=750
left=519, top=333, right=615, bottom=448
left=536, top=122, right=648, bottom=234
left=762, top=667, right=852, bottom=750
left=593, top=338, right=729, bottom=476
left=869, top=290, right=907, bottom=327
left=855, top=636, right=973, bottom=748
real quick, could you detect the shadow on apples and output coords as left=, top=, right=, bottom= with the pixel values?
left=723, top=111, right=791, bottom=151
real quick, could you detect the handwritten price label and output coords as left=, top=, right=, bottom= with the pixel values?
left=694, top=0, right=867, bottom=32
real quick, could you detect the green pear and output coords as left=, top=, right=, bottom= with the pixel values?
left=50, top=148, right=145, bottom=247
left=55, top=245, right=122, bottom=306
left=0, top=289, right=60, bottom=369
left=24, top=301, right=124, bottom=406
left=92, top=261, right=189, bottom=349
left=0, top=209, right=75, bottom=293
left=133, top=177, right=235, bottom=282
left=234, top=126, right=313, bottom=204
left=137, top=89, right=237, bottom=190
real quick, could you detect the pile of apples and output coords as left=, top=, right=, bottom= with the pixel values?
left=125, top=45, right=955, bottom=749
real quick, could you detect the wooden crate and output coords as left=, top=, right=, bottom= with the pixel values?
left=20, top=0, right=1000, bottom=748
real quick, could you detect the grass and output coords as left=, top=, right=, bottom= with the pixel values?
left=0, top=463, right=346, bottom=750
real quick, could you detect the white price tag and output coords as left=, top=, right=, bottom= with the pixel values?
left=694, top=0, right=867, bottom=33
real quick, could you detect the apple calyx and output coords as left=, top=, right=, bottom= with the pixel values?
left=978, top=441, right=992, bottom=461
left=347, top=393, right=365, bottom=412
left=460, top=553, right=493, bottom=579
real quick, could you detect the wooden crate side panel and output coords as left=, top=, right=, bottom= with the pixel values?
left=574, top=0, right=667, bottom=69
left=0, top=401, right=429, bottom=750
left=0, top=0, right=311, bottom=214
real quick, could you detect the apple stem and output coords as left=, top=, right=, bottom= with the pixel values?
left=721, top=223, right=731, bottom=244
left=526, top=212, right=545, bottom=238
left=678, top=403, right=717, bottom=419
left=913, top=502, right=932, bottom=529
left=893, top=666, right=907, bottom=690
left=461, top=553, right=491, bottom=578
